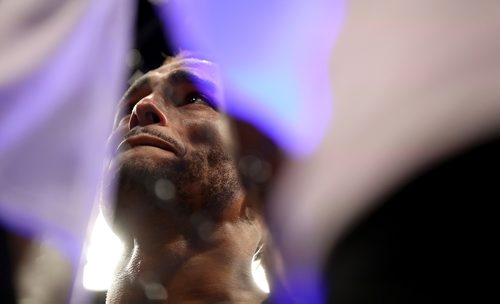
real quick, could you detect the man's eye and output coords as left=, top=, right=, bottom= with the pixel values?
left=185, top=93, right=217, bottom=110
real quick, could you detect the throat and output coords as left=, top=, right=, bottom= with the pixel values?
left=107, top=227, right=267, bottom=303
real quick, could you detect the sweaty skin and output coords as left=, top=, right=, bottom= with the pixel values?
left=102, top=56, right=268, bottom=303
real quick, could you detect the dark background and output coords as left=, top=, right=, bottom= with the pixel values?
left=129, top=0, right=174, bottom=76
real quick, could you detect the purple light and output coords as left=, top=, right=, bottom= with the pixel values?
left=0, top=0, right=132, bottom=271
left=158, top=1, right=345, bottom=302
left=159, top=0, right=345, bottom=157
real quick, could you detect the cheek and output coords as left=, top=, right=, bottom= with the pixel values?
left=185, top=115, right=235, bottom=149
left=187, top=122, right=221, bottom=146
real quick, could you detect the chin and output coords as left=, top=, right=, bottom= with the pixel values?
left=107, top=146, right=244, bottom=222
left=110, top=149, right=176, bottom=178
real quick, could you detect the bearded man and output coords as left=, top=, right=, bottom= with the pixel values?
left=101, top=54, right=269, bottom=303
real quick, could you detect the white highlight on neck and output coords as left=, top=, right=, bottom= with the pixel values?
left=251, top=246, right=270, bottom=294
left=83, top=211, right=270, bottom=294
left=83, top=212, right=124, bottom=291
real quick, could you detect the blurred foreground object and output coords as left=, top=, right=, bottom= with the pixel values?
left=0, top=0, right=133, bottom=302
left=160, top=0, right=345, bottom=157
left=160, top=0, right=500, bottom=302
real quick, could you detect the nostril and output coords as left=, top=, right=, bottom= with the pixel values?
left=131, top=99, right=166, bottom=127
left=146, top=111, right=161, bottom=124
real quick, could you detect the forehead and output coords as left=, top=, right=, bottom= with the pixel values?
left=120, top=57, right=226, bottom=112
left=149, top=57, right=221, bottom=86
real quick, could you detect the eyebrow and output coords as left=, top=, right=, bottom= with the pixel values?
left=121, top=69, right=218, bottom=104
left=166, top=69, right=218, bottom=96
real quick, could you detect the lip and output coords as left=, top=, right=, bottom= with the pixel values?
left=118, top=134, right=179, bottom=155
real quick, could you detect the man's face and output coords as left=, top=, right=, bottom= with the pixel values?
left=105, top=57, right=244, bottom=224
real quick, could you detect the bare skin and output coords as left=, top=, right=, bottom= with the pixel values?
left=102, top=56, right=268, bottom=303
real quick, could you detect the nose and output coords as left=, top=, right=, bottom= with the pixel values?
left=129, top=96, right=168, bottom=129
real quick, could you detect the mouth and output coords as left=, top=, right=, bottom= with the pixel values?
left=117, top=134, right=179, bottom=155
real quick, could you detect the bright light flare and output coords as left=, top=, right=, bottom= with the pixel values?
left=252, top=258, right=270, bottom=294
left=82, top=212, right=124, bottom=291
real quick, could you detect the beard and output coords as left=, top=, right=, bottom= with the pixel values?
left=108, top=141, right=243, bottom=223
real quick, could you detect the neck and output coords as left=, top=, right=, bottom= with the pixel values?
left=107, top=213, right=267, bottom=303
